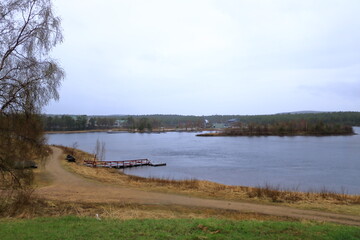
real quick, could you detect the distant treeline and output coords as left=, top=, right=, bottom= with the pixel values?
left=42, top=115, right=161, bottom=132
left=42, top=112, right=360, bottom=131
left=208, top=112, right=360, bottom=126
left=42, top=115, right=117, bottom=131
left=198, top=120, right=354, bottom=136
left=125, top=117, right=161, bottom=132
left=124, top=112, right=360, bottom=127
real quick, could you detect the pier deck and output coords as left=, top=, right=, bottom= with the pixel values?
left=83, top=159, right=166, bottom=169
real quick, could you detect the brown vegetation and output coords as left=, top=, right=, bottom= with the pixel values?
left=56, top=145, right=360, bottom=216
left=0, top=115, right=51, bottom=214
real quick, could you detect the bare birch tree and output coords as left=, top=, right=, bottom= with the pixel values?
left=0, top=0, right=64, bottom=207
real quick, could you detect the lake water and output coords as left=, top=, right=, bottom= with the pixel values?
left=47, top=127, right=360, bottom=194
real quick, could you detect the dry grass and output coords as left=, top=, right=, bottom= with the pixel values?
left=55, top=145, right=360, bottom=216
left=0, top=197, right=292, bottom=222
left=0, top=188, right=35, bottom=217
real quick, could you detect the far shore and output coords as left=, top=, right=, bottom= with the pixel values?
left=45, top=128, right=215, bottom=134
left=197, top=132, right=356, bottom=137
left=46, top=128, right=356, bottom=137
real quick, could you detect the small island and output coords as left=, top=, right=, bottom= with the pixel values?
left=197, top=121, right=354, bottom=137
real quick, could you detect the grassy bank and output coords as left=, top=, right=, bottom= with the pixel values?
left=1, top=216, right=359, bottom=240
left=53, top=145, right=360, bottom=216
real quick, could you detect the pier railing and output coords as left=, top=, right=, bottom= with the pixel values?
left=84, top=159, right=151, bottom=168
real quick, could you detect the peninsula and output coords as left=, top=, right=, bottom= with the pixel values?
left=197, top=121, right=354, bottom=136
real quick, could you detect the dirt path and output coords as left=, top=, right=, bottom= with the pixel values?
left=37, top=147, right=360, bottom=226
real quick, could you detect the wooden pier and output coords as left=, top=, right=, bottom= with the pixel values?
left=83, top=159, right=166, bottom=169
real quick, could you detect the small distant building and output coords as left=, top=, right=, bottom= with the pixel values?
left=212, top=123, right=226, bottom=129
left=227, top=118, right=238, bottom=124
left=114, top=120, right=127, bottom=127
left=204, top=119, right=211, bottom=128
left=226, top=118, right=239, bottom=127
left=212, top=119, right=240, bottom=129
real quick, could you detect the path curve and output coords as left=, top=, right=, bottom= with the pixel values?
left=37, top=147, right=360, bottom=226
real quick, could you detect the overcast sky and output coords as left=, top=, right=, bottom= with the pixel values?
left=45, top=0, right=360, bottom=115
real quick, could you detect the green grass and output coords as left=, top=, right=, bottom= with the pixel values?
left=0, top=216, right=359, bottom=240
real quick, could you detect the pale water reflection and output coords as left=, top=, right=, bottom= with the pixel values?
left=47, top=127, right=360, bottom=194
